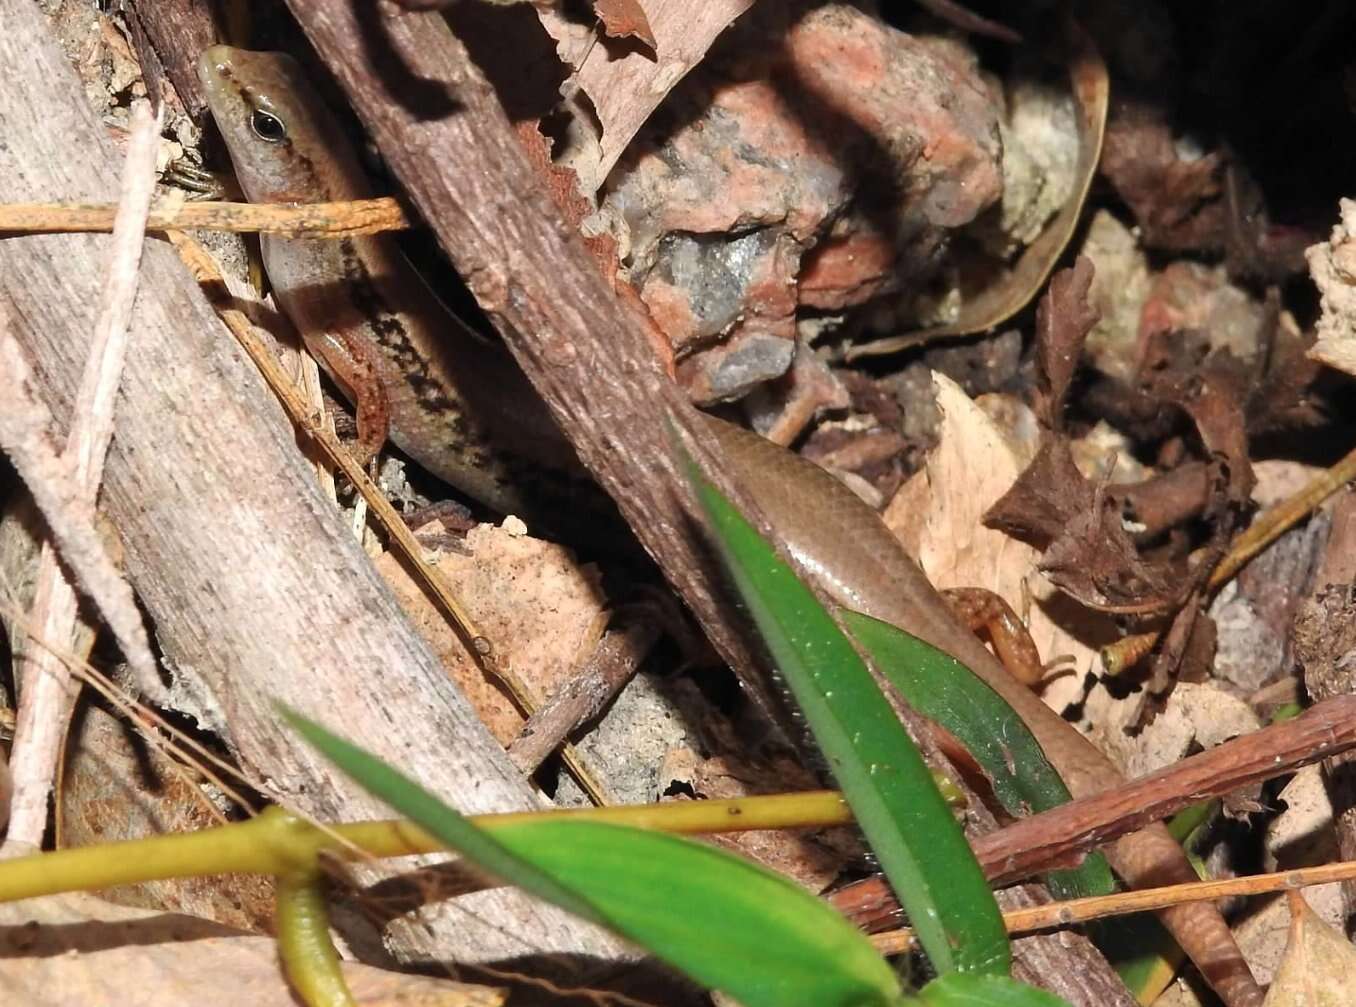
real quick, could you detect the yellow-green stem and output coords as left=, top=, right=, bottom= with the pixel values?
left=276, top=869, right=354, bottom=1007
left=0, top=791, right=854, bottom=904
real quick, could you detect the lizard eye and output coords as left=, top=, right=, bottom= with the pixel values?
left=249, top=109, right=287, bottom=143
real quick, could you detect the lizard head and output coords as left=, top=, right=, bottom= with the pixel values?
left=197, top=45, right=372, bottom=205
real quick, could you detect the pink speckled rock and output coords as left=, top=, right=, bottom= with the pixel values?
left=606, top=0, right=1002, bottom=395
left=1139, top=261, right=1270, bottom=366
left=800, top=231, right=898, bottom=310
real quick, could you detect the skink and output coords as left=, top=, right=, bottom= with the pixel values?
left=198, top=45, right=1261, bottom=1006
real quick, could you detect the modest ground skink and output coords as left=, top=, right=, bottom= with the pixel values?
left=198, top=45, right=1261, bottom=1005
left=197, top=46, right=581, bottom=516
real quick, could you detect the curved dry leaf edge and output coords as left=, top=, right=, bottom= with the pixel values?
left=846, top=19, right=1109, bottom=359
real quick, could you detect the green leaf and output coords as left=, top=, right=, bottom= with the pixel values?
left=691, top=474, right=1009, bottom=977
left=283, top=709, right=906, bottom=1007
left=840, top=609, right=1181, bottom=1003
left=490, top=819, right=905, bottom=1006
left=839, top=611, right=1115, bottom=902
left=918, top=972, right=1070, bottom=1007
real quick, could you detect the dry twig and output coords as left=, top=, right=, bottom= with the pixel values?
left=874, top=857, right=1356, bottom=955
left=833, top=694, right=1356, bottom=925
left=2, top=101, right=162, bottom=847
left=0, top=197, right=406, bottom=237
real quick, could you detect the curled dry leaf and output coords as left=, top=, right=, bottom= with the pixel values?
left=1261, top=893, right=1356, bottom=1007
left=1033, top=255, right=1099, bottom=430
left=594, top=0, right=656, bottom=48
left=983, top=435, right=1176, bottom=611
left=1147, top=354, right=1256, bottom=521
left=537, top=0, right=755, bottom=194
left=846, top=18, right=1108, bottom=358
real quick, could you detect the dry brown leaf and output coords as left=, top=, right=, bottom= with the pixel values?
left=0, top=893, right=502, bottom=1006
left=883, top=374, right=1105, bottom=706
left=1086, top=681, right=1259, bottom=781
left=1151, top=355, right=1256, bottom=517
left=984, top=431, right=1176, bottom=611
left=1261, top=893, right=1356, bottom=1007
left=538, top=0, right=754, bottom=193
left=1100, top=102, right=1224, bottom=254
left=376, top=523, right=608, bottom=745
left=1033, top=256, right=1099, bottom=429
left=593, top=0, right=656, bottom=48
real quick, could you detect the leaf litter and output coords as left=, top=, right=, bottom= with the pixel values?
left=12, top=2, right=1356, bottom=1004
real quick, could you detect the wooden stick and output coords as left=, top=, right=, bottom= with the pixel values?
left=507, top=623, right=657, bottom=775
left=832, top=694, right=1356, bottom=923
left=0, top=197, right=407, bottom=237
left=873, top=857, right=1356, bottom=955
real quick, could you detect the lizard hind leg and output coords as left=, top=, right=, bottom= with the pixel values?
left=942, top=587, right=1047, bottom=688
left=306, top=329, right=392, bottom=467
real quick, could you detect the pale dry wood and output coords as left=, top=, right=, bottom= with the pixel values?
left=4, top=100, right=162, bottom=847
left=0, top=0, right=620, bottom=964
left=0, top=893, right=504, bottom=1007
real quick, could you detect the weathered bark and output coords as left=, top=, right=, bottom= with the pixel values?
left=279, top=0, right=780, bottom=733
left=127, top=0, right=218, bottom=119
left=0, top=0, right=619, bottom=965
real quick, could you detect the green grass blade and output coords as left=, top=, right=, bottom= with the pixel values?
left=491, top=819, right=905, bottom=1006
left=919, top=972, right=1070, bottom=1007
left=691, top=475, right=1009, bottom=977
left=839, top=611, right=1115, bottom=902
left=840, top=610, right=1182, bottom=1003
left=283, top=709, right=906, bottom=1007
